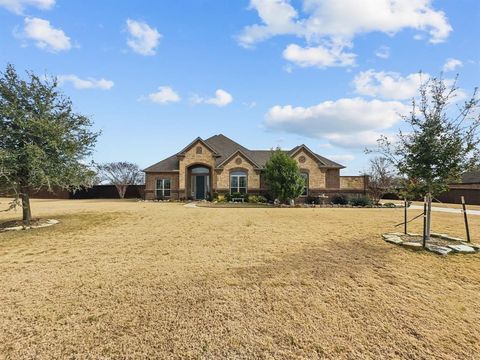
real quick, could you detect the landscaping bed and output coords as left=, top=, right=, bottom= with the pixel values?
left=383, top=232, right=480, bottom=255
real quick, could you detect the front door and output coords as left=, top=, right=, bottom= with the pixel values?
left=195, top=175, right=206, bottom=199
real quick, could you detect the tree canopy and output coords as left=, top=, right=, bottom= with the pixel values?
left=0, top=64, right=100, bottom=224
left=264, top=149, right=304, bottom=203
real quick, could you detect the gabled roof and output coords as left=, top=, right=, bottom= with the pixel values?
left=144, top=134, right=345, bottom=172
left=216, top=149, right=261, bottom=169
left=177, top=137, right=220, bottom=156
left=462, top=170, right=480, bottom=184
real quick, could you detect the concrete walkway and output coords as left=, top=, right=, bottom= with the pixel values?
left=408, top=204, right=480, bottom=216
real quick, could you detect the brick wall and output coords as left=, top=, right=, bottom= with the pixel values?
left=215, top=153, right=261, bottom=192
left=178, top=141, right=216, bottom=197
left=340, top=176, right=367, bottom=190
left=144, top=172, right=179, bottom=200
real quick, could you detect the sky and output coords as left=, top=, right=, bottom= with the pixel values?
left=0, top=0, right=479, bottom=175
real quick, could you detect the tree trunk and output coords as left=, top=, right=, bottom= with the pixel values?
left=115, top=185, right=127, bottom=199
left=21, top=192, right=32, bottom=227
left=425, top=192, right=432, bottom=241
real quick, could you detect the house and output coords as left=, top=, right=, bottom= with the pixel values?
left=436, top=170, right=480, bottom=205
left=143, top=134, right=368, bottom=201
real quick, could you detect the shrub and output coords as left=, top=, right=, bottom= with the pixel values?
left=306, top=196, right=320, bottom=205
left=224, top=193, right=232, bottom=202
left=349, top=196, right=372, bottom=207
left=247, top=195, right=267, bottom=203
left=331, top=194, right=348, bottom=205
left=383, top=202, right=396, bottom=208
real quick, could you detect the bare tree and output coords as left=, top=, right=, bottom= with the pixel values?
left=365, top=157, right=396, bottom=204
left=97, top=162, right=143, bottom=199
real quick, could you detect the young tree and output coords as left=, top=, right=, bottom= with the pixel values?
left=264, top=149, right=304, bottom=204
left=365, top=156, right=396, bottom=204
left=373, top=75, right=480, bottom=241
left=97, top=162, right=143, bottom=199
left=0, top=64, right=99, bottom=225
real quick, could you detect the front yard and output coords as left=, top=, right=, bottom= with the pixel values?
left=1, top=199, right=479, bottom=359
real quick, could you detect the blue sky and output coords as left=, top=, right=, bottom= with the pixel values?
left=0, top=0, right=479, bottom=174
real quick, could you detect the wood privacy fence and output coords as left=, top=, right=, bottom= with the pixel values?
left=1, top=185, right=145, bottom=200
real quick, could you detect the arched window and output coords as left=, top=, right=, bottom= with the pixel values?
left=301, top=172, right=308, bottom=196
left=230, top=170, right=247, bottom=194
left=191, top=166, right=209, bottom=174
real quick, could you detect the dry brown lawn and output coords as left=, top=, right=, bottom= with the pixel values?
left=1, top=198, right=479, bottom=359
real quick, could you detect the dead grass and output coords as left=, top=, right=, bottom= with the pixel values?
left=0, top=198, right=479, bottom=359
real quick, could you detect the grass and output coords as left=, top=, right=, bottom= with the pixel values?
left=1, top=198, right=479, bottom=359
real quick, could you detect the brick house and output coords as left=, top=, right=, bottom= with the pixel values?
left=143, top=134, right=368, bottom=201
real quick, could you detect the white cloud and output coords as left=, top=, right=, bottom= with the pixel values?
left=192, top=89, right=233, bottom=107
left=58, top=75, right=114, bottom=90
left=375, top=45, right=390, bottom=59
left=283, top=43, right=356, bottom=68
left=21, top=17, right=71, bottom=52
left=352, top=70, right=428, bottom=100
left=443, top=58, right=463, bottom=72
left=0, top=0, right=54, bottom=14
left=265, top=97, right=409, bottom=147
left=328, top=154, right=355, bottom=162
left=240, top=0, right=451, bottom=46
left=126, top=19, right=161, bottom=56
left=325, top=131, right=395, bottom=148
left=239, top=0, right=451, bottom=67
left=147, top=86, right=180, bottom=104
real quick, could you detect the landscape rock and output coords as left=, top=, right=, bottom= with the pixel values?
left=447, top=244, right=476, bottom=253
left=426, top=245, right=452, bottom=256
left=402, top=242, right=423, bottom=250
left=383, top=235, right=403, bottom=244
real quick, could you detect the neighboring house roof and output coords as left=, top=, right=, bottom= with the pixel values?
left=143, top=134, right=345, bottom=172
left=462, top=170, right=480, bottom=184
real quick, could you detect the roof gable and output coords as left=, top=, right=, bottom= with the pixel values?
left=176, top=137, right=219, bottom=157
left=216, top=149, right=261, bottom=169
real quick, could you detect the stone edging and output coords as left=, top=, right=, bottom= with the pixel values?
left=0, top=219, right=60, bottom=232
left=383, top=232, right=480, bottom=256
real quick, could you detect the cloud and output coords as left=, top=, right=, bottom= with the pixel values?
left=325, top=131, right=396, bottom=148
left=0, top=0, right=54, bottom=14
left=21, top=17, right=71, bottom=52
left=352, top=70, right=428, bottom=100
left=147, top=86, right=180, bottom=104
left=375, top=45, right=390, bottom=59
left=57, top=75, right=114, bottom=90
left=443, top=58, right=463, bottom=72
left=283, top=43, right=356, bottom=68
left=192, top=89, right=233, bottom=107
left=240, top=0, right=451, bottom=46
left=126, top=19, right=161, bottom=56
left=239, top=0, right=451, bottom=67
left=265, top=97, right=409, bottom=147
left=328, top=154, right=355, bottom=162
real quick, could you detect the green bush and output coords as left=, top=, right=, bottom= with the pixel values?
left=306, top=196, right=320, bottom=204
left=331, top=194, right=348, bottom=205
left=349, top=196, right=372, bottom=207
left=383, top=202, right=396, bottom=208
left=247, top=195, right=267, bottom=203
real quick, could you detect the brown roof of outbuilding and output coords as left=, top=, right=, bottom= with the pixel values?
left=143, top=134, right=345, bottom=172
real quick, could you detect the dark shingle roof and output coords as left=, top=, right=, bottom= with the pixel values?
left=144, top=134, right=344, bottom=172
left=462, top=171, right=480, bottom=184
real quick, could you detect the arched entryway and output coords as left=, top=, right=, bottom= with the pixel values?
left=187, top=164, right=212, bottom=200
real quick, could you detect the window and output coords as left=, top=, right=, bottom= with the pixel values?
left=230, top=170, right=247, bottom=194
left=301, top=172, right=308, bottom=196
left=196, top=146, right=203, bottom=154
left=156, top=179, right=171, bottom=198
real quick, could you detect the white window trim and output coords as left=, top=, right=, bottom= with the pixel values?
left=301, top=172, right=309, bottom=196
left=230, top=172, right=247, bottom=194
left=156, top=179, right=171, bottom=198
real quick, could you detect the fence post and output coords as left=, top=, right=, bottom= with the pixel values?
left=404, top=198, right=408, bottom=234
left=422, top=196, right=427, bottom=248
left=461, top=196, right=471, bottom=243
